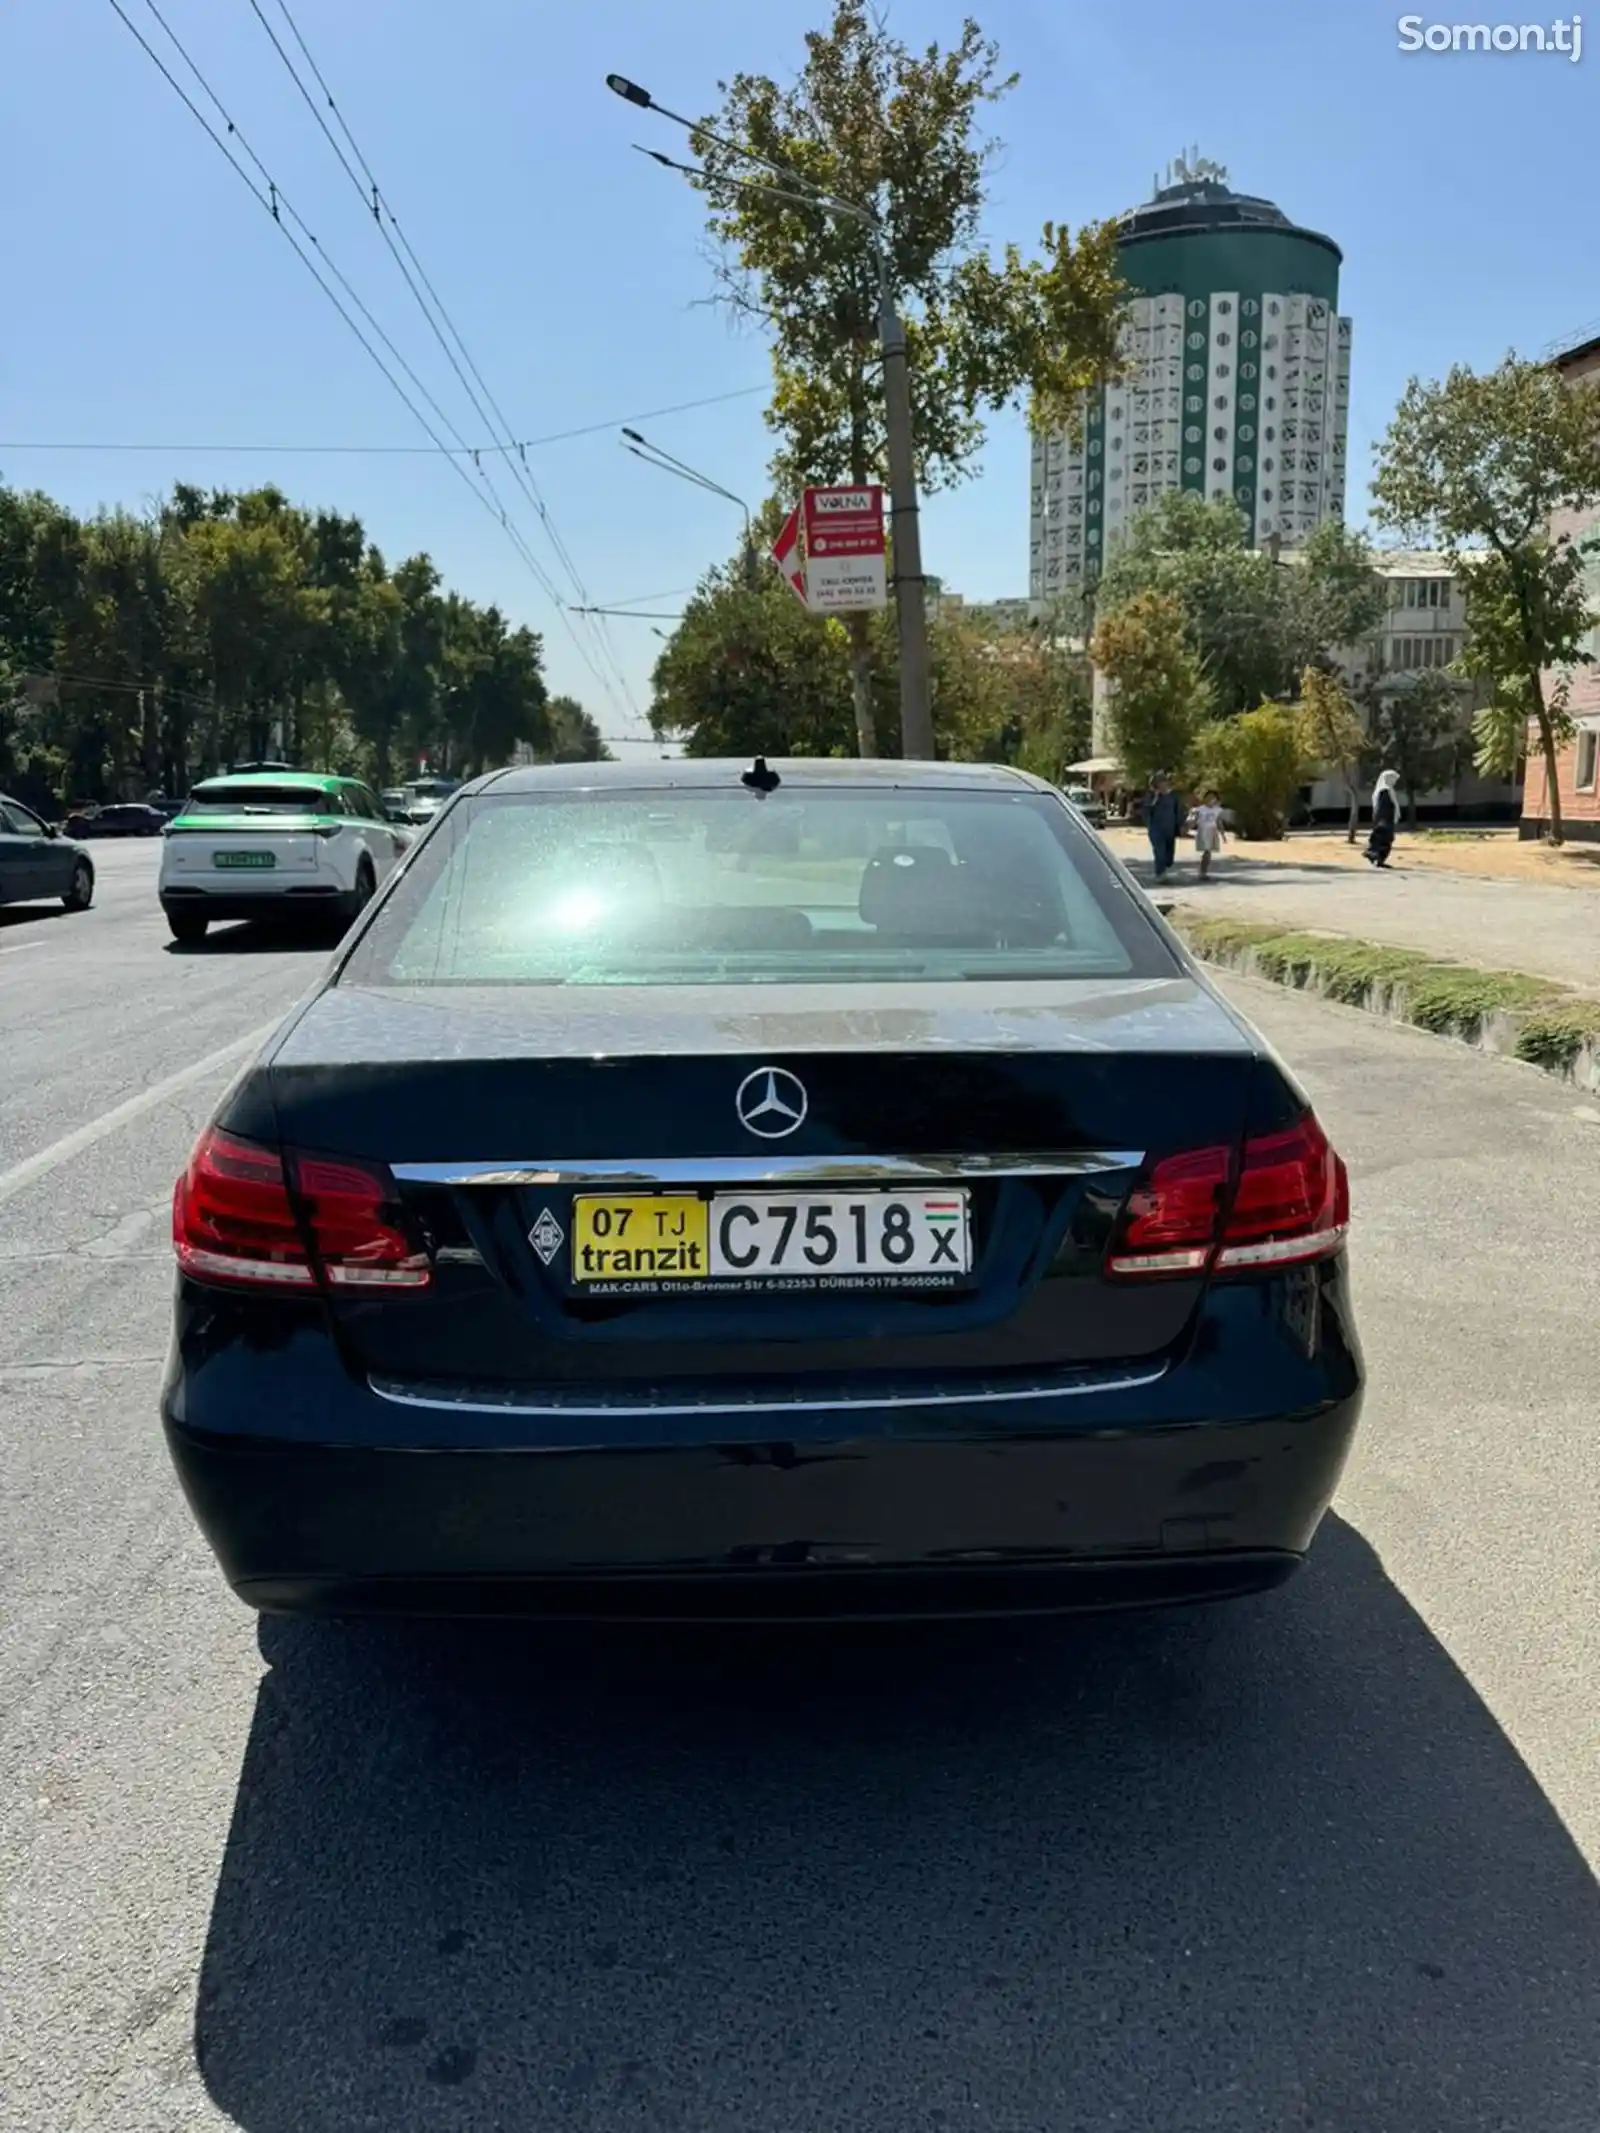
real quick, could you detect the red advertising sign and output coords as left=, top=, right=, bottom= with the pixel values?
left=770, top=505, right=807, bottom=604
left=802, top=484, right=886, bottom=559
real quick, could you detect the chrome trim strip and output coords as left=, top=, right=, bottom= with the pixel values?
left=394, top=1149, right=1144, bottom=1188
left=366, top=1363, right=1166, bottom=1421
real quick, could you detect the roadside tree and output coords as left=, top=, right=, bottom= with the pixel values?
left=937, top=604, right=1091, bottom=776
left=0, top=478, right=554, bottom=800
left=1297, top=666, right=1368, bottom=841
left=544, top=695, right=614, bottom=762
left=1287, top=521, right=1389, bottom=672
left=1372, top=355, right=1600, bottom=843
left=691, top=0, right=1123, bottom=755
left=1090, top=589, right=1210, bottom=787
left=1191, top=703, right=1311, bottom=841
left=1360, top=668, right=1462, bottom=827
left=1095, top=497, right=1389, bottom=718
left=1095, top=494, right=1294, bottom=714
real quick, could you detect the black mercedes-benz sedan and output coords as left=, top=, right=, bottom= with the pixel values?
left=161, top=759, right=1363, bottom=1622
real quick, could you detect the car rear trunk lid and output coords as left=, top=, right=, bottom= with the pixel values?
left=249, top=976, right=1260, bottom=1395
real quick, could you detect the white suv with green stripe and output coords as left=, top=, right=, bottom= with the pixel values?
left=159, top=772, right=410, bottom=944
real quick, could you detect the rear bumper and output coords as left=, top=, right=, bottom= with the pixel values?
left=225, top=1555, right=1305, bottom=1622
left=161, top=1308, right=1363, bottom=1620
left=161, top=884, right=348, bottom=923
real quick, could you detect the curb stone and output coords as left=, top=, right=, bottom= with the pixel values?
left=1168, top=909, right=1600, bottom=1096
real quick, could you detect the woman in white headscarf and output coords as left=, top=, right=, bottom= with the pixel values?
left=1365, top=769, right=1400, bottom=868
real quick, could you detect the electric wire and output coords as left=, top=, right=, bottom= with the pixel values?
left=0, top=388, right=766, bottom=458
left=105, top=0, right=637, bottom=723
left=244, top=0, right=639, bottom=720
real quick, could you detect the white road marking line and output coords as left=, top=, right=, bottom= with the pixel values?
left=0, top=942, right=46, bottom=956
left=0, top=1022, right=277, bottom=1211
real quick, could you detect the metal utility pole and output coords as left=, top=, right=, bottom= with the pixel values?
left=606, top=70, right=935, bottom=759
left=875, top=257, right=933, bottom=758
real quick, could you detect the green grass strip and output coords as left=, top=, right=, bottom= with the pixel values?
left=1171, top=911, right=1593, bottom=1053
left=1514, top=999, right=1600, bottom=1072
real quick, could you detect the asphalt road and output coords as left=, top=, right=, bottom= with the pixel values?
left=3, top=843, right=1597, bottom=2133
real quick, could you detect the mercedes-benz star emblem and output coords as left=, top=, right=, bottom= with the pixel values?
left=735, top=1067, right=808, bottom=1140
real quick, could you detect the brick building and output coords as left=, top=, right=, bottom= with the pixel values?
left=1521, top=334, right=1600, bottom=841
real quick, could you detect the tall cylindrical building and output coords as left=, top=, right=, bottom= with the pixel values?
left=1030, top=158, right=1351, bottom=601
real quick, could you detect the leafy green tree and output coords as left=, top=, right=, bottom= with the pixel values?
left=1372, top=355, right=1600, bottom=843
left=171, top=490, right=315, bottom=766
left=438, top=598, right=549, bottom=775
left=650, top=522, right=1064, bottom=762
left=1359, top=668, right=1462, bottom=827
left=1288, top=521, right=1389, bottom=671
left=652, top=554, right=857, bottom=758
left=0, top=487, right=81, bottom=679
left=1191, top=702, right=1311, bottom=841
left=1095, top=494, right=1293, bottom=715
left=692, top=0, right=1124, bottom=755
left=1456, top=540, right=1596, bottom=813
left=1095, top=497, right=1390, bottom=718
left=1297, top=665, right=1368, bottom=841
left=937, top=606, right=1090, bottom=777
left=0, top=476, right=554, bottom=802
left=544, top=695, right=614, bottom=762
left=0, top=487, right=88, bottom=798
left=1090, top=588, right=1210, bottom=786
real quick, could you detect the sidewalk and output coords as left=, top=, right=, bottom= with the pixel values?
left=1104, top=830, right=1600, bottom=996
left=1104, top=822, right=1600, bottom=891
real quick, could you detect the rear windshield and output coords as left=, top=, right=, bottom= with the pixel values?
left=185, top=784, right=335, bottom=814
left=340, top=786, right=1173, bottom=988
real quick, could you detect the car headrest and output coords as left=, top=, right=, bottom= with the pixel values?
left=858, top=845, right=963, bottom=933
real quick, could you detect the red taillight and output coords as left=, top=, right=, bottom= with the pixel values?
left=1107, top=1111, right=1349, bottom=1280
left=173, top=1129, right=314, bottom=1289
left=287, top=1153, right=431, bottom=1289
left=1106, top=1145, right=1231, bottom=1276
left=173, top=1128, right=430, bottom=1293
left=1215, top=1112, right=1349, bottom=1272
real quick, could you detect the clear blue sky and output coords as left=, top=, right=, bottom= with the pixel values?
left=5, top=0, right=1597, bottom=752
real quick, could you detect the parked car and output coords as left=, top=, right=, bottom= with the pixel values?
left=64, top=803, right=167, bottom=838
left=162, top=757, right=1363, bottom=1623
left=1063, top=783, right=1108, bottom=828
left=0, top=795, right=95, bottom=912
left=157, top=770, right=410, bottom=943
left=400, top=774, right=461, bottom=826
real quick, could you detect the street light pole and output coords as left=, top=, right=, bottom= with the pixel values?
left=620, top=429, right=757, bottom=586
left=608, top=72, right=934, bottom=759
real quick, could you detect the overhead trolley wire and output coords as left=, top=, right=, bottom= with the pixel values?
left=242, top=0, right=640, bottom=720
left=0, top=384, right=767, bottom=457
left=103, top=0, right=636, bottom=721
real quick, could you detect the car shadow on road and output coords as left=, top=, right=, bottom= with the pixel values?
left=0, top=905, right=69, bottom=932
left=192, top=1517, right=1599, bottom=2133
left=163, top=923, right=343, bottom=957
left=1125, top=854, right=1371, bottom=889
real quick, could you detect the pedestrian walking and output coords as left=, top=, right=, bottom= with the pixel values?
left=1365, top=769, right=1400, bottom=868
left=1145, top=771, right=1183, bottom=880
left=1193, top=790, right=1226, bottom=882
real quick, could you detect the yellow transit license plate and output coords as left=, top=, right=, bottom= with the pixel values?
left=572, top=1195, right=709, bottom=1283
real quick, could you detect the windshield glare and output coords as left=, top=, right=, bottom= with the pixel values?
left=343, top=786, right=1163, bottom=988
